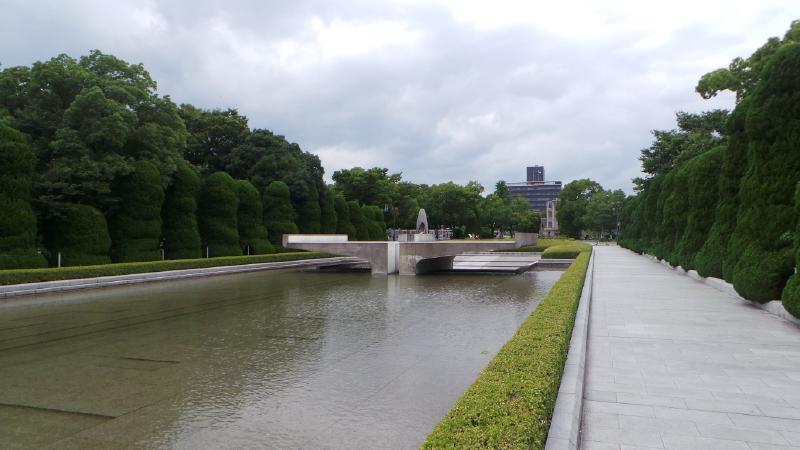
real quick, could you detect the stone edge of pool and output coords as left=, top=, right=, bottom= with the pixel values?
left=0, top=257, right=365, bottom=299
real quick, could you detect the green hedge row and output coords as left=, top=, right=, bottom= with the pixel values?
left=423, top=243, right=591, bottom=449
left=542, top=244, right=583, bottom=259
left=0, top=252, right=329, bottom=286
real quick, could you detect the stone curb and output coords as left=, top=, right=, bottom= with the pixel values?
left=0, top=257, right=363, bottom=300
left=545, top=249, right=595, bottom=450
left=640, top=252, right=800, bottom=327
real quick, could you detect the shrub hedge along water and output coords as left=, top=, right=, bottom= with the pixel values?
left=348, top=201, right=370, bottom=241
left=198, top=172, right=241, bottom=257
left=423, top=243, right=592, bottom=449
left=334, top=194, right=356, bottom=239
left=620, top=42, right=800, bottom=316
left=109, top=160, right=164, bottom=262
left=162, top=160, right=202, bottom=259
left=320, top=189, right=338, bottom=234
left=781, top=183, right=800, bottom=318
left=362, top=205, right=386, bottom=240
left=0, top=124, right=47, bottom=269
left=235, top=179, right=272, bottom=255
left=263, top=180, right=299, bottom=246
left=295, top=188, right=322, bottom=234
left=44, top=204, right=112, bottom=266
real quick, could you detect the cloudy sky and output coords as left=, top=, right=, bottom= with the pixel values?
left=2, top=1, right=799, bottom=192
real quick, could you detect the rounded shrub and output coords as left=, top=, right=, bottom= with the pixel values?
left=0, top=124, right=47, bottom=269
left=44, top=204, right=112, bottom=266
left=362, top=205, right=386, bottom=240
left=263, top=180, right=299, bottom=246
left=334, top=194, right=356, bottom=239
left=320, top=189, right=338, bottom=233
left=295, top=188, right=322, bottom=234
left=541, top=245, right=582, bottom=259
left=198, top=172, right=241, bottom=257
left=109, top=160, right=164, bottom=262
left=162, top=160, right=202, bottom=259
left=781, top=182, right=800, bottom=318
left=235, top=179, right=272, bottom=254
left=348, top=201, right=370, bottom=241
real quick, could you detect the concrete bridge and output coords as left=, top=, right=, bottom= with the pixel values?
left=283, top=233, right=538, bottom=275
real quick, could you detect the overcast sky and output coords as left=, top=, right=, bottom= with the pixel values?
left=2, top=1, right=799, bottom=192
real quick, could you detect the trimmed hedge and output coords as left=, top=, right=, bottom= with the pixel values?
left=162, top=160, right=202, bottom=259
left=542, top=245, right=582, bottom=259
left=781, top=183, right=800, bottom=317
left=0, top=251, right=330, bottom=286
left=235, top=179, right=272, bottom=254
left=109, top=160, right=164, bottom=262
left=198, top=172, right=241, bottom=257
left=44, top=204, right=112, bottom=266
left=362, top=204, right=386, bottom=240
left=423, top=244, right=592, bottom=449
left=320, top=189, right=338, bottom=234
left=264, top=180, right=299, bottom=246
left=295, top=188, right=322, bottom=234
left=334, top=194, right=356, bottom=239
left=0, top=124, right=47, bottom=269
left=348, top=200, right=370, bottom=241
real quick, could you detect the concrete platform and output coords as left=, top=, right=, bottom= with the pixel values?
left=580, top=246, right=800, bottom=450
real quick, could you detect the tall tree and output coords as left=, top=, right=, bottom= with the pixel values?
left=556, top=179, right=602, bottom=238
left=320, top=188, right=338, bottom=234
left=235, top=180, right=271, bottom=255
left=263, top=181, right=299, bottom=247
left=162, top=160, right=202, bottom=259
left=334, top=192, right=356, bottom=239
left=348, top=201, right=370, bottom=241
left=197, top=172, right=241, bottom=257
left=108, top=160, right=164, bottom=262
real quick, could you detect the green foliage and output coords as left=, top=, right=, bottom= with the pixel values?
left=108, top=160, right=164, bottom=262
left=295, top=185, right=322, bottom=233
left=781, top=183, right=800, bottom=318
left=0, top=124, right=47, bottom=269
left=0, top=252, right=329, bottom=286
left=541, top=243, right=585, bottom=259
left=319, top=188, right=338, bottom=233
left=180, top=105, right=249, bottom=173
left=162, top=161, right=202, bottom=259
left=333, top=193, right=356, bottom=239
left=729, top=43, right=800, bottom=302
left=556, top=179, right=602, bottom=238
left=44, top=204, right=111, bottom=266
left=423, top=246, right=591, bottom=449
left=422, top=181, right=483, bottom=236
left=235, top=180, right=272, bottom=255
left=197, top=172, right=241, bottom=257
left=348, top=201, right=370, bottom=241
left=263, top=180, right=299, bottom=246
left=362, top=205, right=386, bottom=240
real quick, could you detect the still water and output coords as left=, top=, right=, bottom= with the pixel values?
left=0, top=268, right=563, bottom=449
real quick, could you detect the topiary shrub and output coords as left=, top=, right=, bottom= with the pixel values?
left=781, top=182, right=800, bottom=318
left=320, top=189, right=338, bottom=233
left=108, top=160, right=164, bottom=262
left=295, top=188, right=322, bottom=234
left=334, top=193, right=356, bottom=239
left=162, top=160, right=202, bottom=259
left=198, top=172, right=241, bottom=257
left=362, top=205, right=386, bottom=240
left=263, top=180, right=299, bottom=246
left=695, top=99, right=751, bottom=279
left=44, top=204, right=112, bottom=266
left=348, top=201, right=370, bottom=241
left=730, top=43, right=800, bottom=302
left=0, top=124, right=47, bottom=269
left=541, top=245, right=582, bottom=259
left=236, top=179, right=272, bottom=254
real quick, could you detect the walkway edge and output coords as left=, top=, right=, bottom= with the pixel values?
left=545, top=249, right=595, bottom=450
left=0, top=257, right=362, bottom=300
left=641, top=252, right=800, bottom=327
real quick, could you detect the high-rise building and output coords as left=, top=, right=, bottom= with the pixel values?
left=508, top=166, right=562, bottom=212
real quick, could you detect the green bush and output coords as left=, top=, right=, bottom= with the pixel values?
left=0, top=124, right=47, bottom=269
left=0, top=251, right=330, bottom=286
left=695, top=99, right=751, bottom=278
left=198, top=172, right=241, bottom=257
left=162, top=160, right=202, bottom=259
left=781, top=183, right=800, bottom=318
left=320, top=189, right=338, bottom=233
left=263, top=180, right=299, bottom=246
left=348, top=201, right=370, bottom=241
left=109, top=160, right=164, bottom=262
left=729, top=44, right=800, bottom=302
left=44, top=204, right=112, bottom=266
left=334, top=194, right=356, bottom=239
left=542, top=244, right=583, bottom=259
left=423, top=245, right=592, bottom=449
left=236, top=180, right=272, bottom=254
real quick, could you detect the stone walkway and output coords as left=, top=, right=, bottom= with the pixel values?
left=581, top=246, right=800, bottom=450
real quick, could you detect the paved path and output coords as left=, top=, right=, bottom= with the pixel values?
left=581, top=246, right=800, bottom=450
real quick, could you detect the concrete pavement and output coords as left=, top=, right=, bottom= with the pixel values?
left=581, top=246, right=800, bottom=450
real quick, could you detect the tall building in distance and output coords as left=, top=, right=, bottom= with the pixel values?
left=507, top=165, right=562, bottom=212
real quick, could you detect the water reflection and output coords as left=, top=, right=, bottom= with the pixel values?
left=0, top=269, right=563, bottom=449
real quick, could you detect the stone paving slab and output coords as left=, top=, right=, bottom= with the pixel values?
left=580, top=246, right=800, bottom=450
